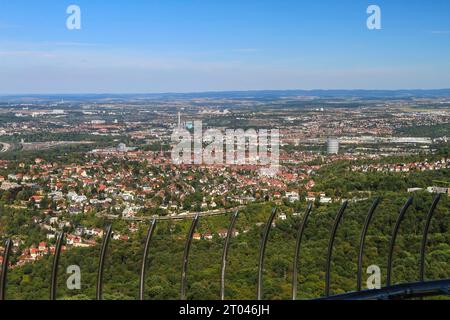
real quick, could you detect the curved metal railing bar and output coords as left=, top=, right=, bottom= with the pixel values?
left=96, top=225, right=113, bottom=300
left=257, top=208, right=278, bottom=301
left=180, top=213, right=200, bottom=300
left=419, top=194, right=441, bottom=282
left=325, top=201, right=349, bottom=297
left=220, top=211, right=239, bottom=300
left=386, top=197, right=414, bottom=287
left=50, top=232, right=65, bottom=300
left=139, top=218, right=157, bottom=300
left=317, top=279, right=450, bottom=300
left=292, top=203, right=313, bottom=300
left=0, top=239, right=12, bottom=300
left=357, top=197, right=381, bottom=292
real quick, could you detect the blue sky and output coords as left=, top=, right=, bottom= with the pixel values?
left=0, top=0, right=450, bottom=93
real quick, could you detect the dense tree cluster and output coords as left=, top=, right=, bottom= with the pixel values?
left=1, top=194, right=449, bottom=300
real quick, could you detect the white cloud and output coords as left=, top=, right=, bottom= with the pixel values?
left=0, top=50, right=57, bottom=58
left=0, top=21, right=21, bottom=29
left=431, top=30, right=450, bottom=34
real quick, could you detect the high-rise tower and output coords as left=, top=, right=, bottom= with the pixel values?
left=327, top=138, right=340, bottom=155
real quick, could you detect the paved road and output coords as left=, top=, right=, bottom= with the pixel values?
left=98, top=205, right=248, bottom=222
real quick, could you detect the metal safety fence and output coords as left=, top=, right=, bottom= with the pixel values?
left=0, top=194, right=448, bottom=300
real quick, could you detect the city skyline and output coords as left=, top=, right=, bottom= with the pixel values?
left=1, top=0, right=450, bottom=94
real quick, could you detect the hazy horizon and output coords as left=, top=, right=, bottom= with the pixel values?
left=2, top=88, right=450, bottom=99
left=1, top=0, right=450, bottom=94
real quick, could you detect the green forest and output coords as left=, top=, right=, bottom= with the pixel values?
left=1, top=193, right=449, bottom=300
left=397, top=123, right=450, bottom=138
left=0, top=145, right=449, bottom=300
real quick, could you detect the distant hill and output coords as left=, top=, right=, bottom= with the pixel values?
left=2, top=89, right=450, bottom=103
